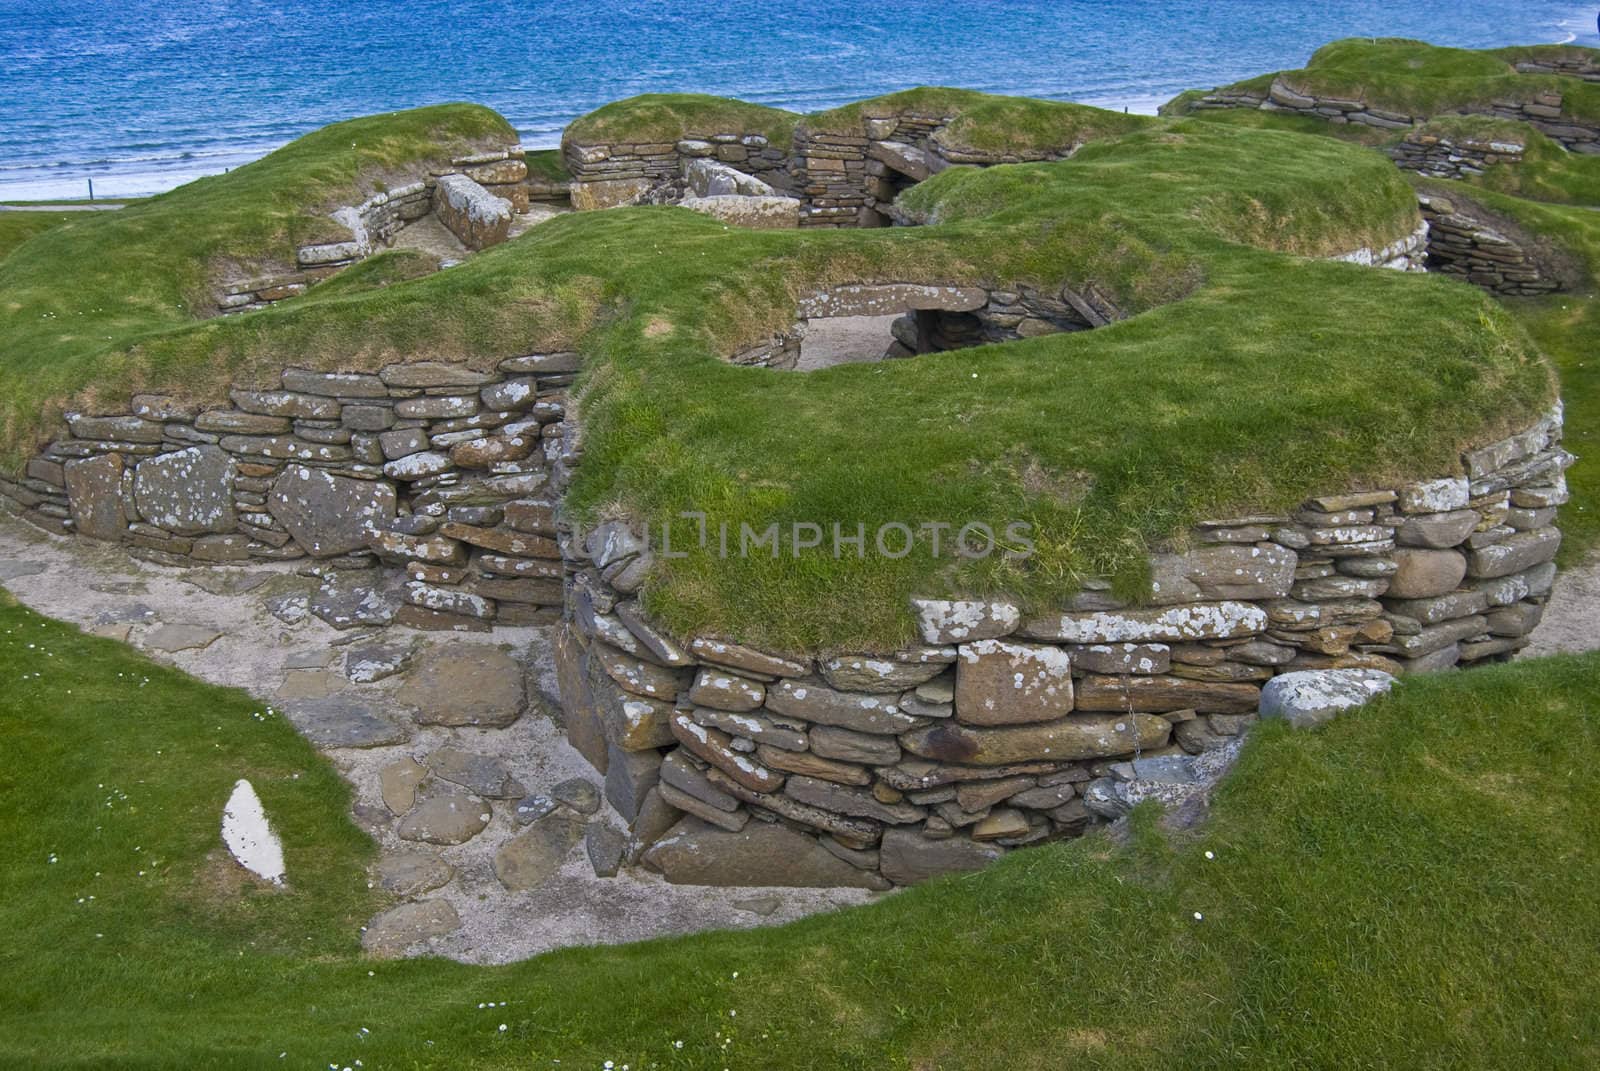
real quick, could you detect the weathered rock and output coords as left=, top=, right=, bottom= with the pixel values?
left=493, top=810, right=587, bottom=889
left=586, top=821, right=627, bottom=877
left=591, top=642, right=688, bottom=700
left=878, top=827, right=1004, bottom=885
left=902, top=713, right=1171, bottom=766
left=1076, top=674, right=1260, bottom=713
left=955, top=639, right=1074, bottom=726
left=1018, top=601, right=1267, bottom=644
left=1387, top=548, right=1467, bottom=599
left=433, top=173, right=512, bottom=249
left=809, top=724, right=901, bottom=765
left=687, top=637, right=808, bottom=677
left=693, top=707, right=807, bottom=750
left=1072, top=643, right=1171, bottom=675
left=687, top=667, right=765, bottom=711
left=397, top=789, right=492, bottom=845
left=309, top=574, right=399, bottom=629
left=757, top=744, right=874, bottom=786
left=1466, top=527, right=1561, bottom=579
left=1148, top=544, right=1296, bottom=604
left=669, top=711, right=784, bottom=792
left=63, top=453, right=126, bottom=540
left=820, top=654, right=947, bottom=691
left=345, top=641, right=413, bottom=683
left=1384, top=590, right=1490, bottom=625
left=642, top=816, right=887, bottom=888
left=425, top=748, right=526, bottom=798
left=1397, top=509, right=1480, bottom=548
left=399, top=645, right=525, bottom=727
left=373, top=851, right=454, bottom=897
left=283, top=696, right=408, bottom=748
left=766, top=678, right=918, bottom=734
left=131, top=447, right=236, bottom=534
left=569, top=176, right=653, bottom=211
left=911, top=598, right=1021, bottom=643
left=142, top=623, right=221, bottom=652
left=681, top=194, right=800, bottom=229
left=1258, top=669, right=1397, bottom=729
left=380, top=757, right=428, bottom=814
left=267, top=465, right=396, bottom=557
left=361, top=900, right=459, bottom=957
left=784, top=774, right=924, bottom=824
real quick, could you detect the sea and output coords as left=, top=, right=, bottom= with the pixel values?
left=1, top=0, right=1597, bottom=201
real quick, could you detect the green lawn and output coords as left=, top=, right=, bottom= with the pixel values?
left=3, top=588, right=1598, bottom=1068
left=0, top=210, right=78, bottom=261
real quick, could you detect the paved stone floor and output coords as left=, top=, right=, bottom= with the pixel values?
left=0, top=506, right=875, bottom=963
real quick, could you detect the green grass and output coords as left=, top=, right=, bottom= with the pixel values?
left=562, top=93, right=800, bottom=151
left=0, top=99, right=1553, bottom=650
left=5, top=587, right=1600, bottom=1068
left=0, top=210, right=79, bottom=260
left=1177, top=37, right=1600, bottom=123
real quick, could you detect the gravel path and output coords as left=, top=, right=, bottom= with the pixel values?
left=1526, top=553, right=1600, bottom=657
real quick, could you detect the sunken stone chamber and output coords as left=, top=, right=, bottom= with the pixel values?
left=2, top=363, right=1569, bottom=889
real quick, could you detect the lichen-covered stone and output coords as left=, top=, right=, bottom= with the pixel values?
left=62, top=453, right=126, bottom=540
left=901, top=713, right=1171, bottom=766
left=268, top=464, right=396, bottom=556
left=133, top=446, right=236, bottom=535
left=954, top=639, right=1074, bottom=725
left=642, top=816, right=886, bottom=888
left=1259, top=669, right=1397, bottom=729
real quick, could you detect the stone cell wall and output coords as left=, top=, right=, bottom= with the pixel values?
left=551, top=406, right=1569, bottom=887
left=1417, top=193, right=1559, bottom=295
left=1389, top=130, right=1527, bottom=180
left=563, top=133, right=792, bottom=211
left=0, top=354, right=585, bottom=632
left=1187, top=76, right=1600, bottom=153
left=218, top=149, right=533, bottom=314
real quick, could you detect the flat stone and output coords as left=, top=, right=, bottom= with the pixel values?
left=911, top=598, right=1021, bottom=644
left=604, top=744, right=663, bottom=821
left=1388, top=548, right=1468, bottom=599
left=132, top=446, right=236, bottom=534
left=345, top=641, right=413, bottom=683
left=309, top=575, right=399, bottom=630
left=1397, top=509, right=1480, bottom=549
left=380, top=757, right=428, bottom=814
left=1148, top=544, right=1296, bottom=604
left=955, top=639, right=1074, bottom=726
left=425, top=747, right=526, bottom=798
left=398, top=644, right=525, bottom=727
left=879, top=828, right=1004, bottom=885
left=809, top=724, right=901, bottom=765
left=378, top=360, right=495, bottom=389
left=276, top=668, right=342, bottom=700
left=552, top=777, right=602, bottom=814
left=733, top=895, right=782, bottom=916
left=268, top=464, right=397, bottom=557
left=591, top=642, right=688, bottom=701
left=692, top=708, right=808, bottom=751
left=1259, top=669, right=1397, bottom=729
left=766, top=679, right=917, bottom=734
left=669, top=712, right=784, bottom=792
left=819, top=655, right=947, bottom=691
left=1071, top=643, right=1170, bottom=675
left=361, top=899, right=459, bottom=957
left=784, top=774, right=923, bottom=824
left=1075, top=674, right=1260, bottom=713
left=585, top=821, right=627, bottom=877
left=493, top=810, right=587, bottom=890
left=1466, top=527, right=1561, bottom=579
left=1398, top=477, right=1470, bottom=513
left=1018, top=601, right=1267, bottom=644
left=142, top=624, right=221, bottom=652
left=0, top=560, right=47, bottom=580
left=397, top=789, right=493, bottom=845
left=687, top=637, right=808, bottom=677
left=687, top=667, right=765, bottom=711
left=513, top=794, right=559, bottom=825
left=374, top=850, right=453, bottom=896
left=63, top=453, right=126, bottom=541
left=642, top=816, right=887, bottom=888
left=902, top=713, right=1171, bottom=766
left=286, top=697, right=408, bottom=748
left=757, top=745, right=873, bottom=786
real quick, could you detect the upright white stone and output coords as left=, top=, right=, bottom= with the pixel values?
left=221, top=779, right=285, bottom=885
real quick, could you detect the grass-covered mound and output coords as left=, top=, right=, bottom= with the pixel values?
left=0, top=95, right=1557, bottom=650
left=806, top=86, right=1151, bottom=154
left=4, top=588, right=1599, bottom=1068
left=1173, top=37, right=1600, bottom=123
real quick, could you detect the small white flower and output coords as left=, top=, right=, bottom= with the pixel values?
left=1193, top=911, right=1204, bottom=921
left=1204, top=850, right=1214, bottom=860
left=498, top=1024, right=507, bottom=1033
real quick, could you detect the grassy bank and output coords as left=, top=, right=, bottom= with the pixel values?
left=3, top=588, right=1598, bottom=1068
left=1, top=96, right=1553, bottom=650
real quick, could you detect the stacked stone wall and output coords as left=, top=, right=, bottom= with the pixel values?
left=1187, top=76, right=1600, bottom=153
left=217, top=148, right=533, bottom=314
left=0, top=354, right=584, bottom=632
left=1417, top=193, right=1559, bottom=295
left=563, top=133, right=791, bottom=211
left=551, top=405, right=1568, bottom=886
left=1389, top=130, right=1527, bottom=180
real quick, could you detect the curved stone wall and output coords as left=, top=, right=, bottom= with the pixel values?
left=555, top=405, right=1568, bottom=886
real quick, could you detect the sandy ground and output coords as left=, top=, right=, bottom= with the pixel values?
left=0, top=505, right=877, bottom=964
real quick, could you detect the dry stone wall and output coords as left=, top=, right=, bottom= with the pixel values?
left=0, top=354, right=584, bottom=632
left=1417, top=193, right=1559, bottom=295
left=217, top=148, right=536, bottom=314
left=551, top=405, right=1569, bottom=888
left=1186, top=76, right=1600, bottom=153
left=1389, top=129, right=1527, bottom=180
